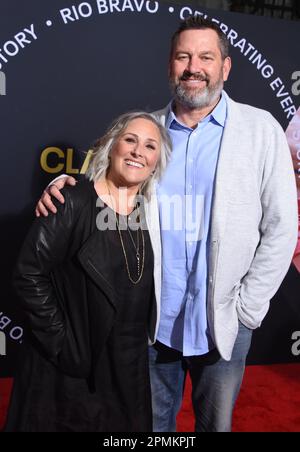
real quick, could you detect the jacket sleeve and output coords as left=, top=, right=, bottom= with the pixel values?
left=237, top=119, right=298, bottom=329
left=13, top=189, right=90, bottom=376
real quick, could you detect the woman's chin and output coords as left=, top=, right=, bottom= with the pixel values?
left=121, top=172, right=149, bottom=187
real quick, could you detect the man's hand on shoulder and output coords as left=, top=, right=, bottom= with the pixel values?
left=35, top=176, right=77, bottom=217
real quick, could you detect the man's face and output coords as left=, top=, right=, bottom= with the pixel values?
left=169, top=29, right=231, bottom=110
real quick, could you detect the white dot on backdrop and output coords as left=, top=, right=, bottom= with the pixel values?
left=169, top=7, right=174, bottom=13
left=46, top=20, right=52, bottom=27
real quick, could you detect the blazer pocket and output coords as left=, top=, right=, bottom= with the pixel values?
left=218, top=282, right=241, bottom=307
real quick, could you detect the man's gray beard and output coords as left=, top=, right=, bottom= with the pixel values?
left=171, top=79, right=223, bottom=110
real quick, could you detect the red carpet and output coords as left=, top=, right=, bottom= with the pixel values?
left=177, top=363, right=300, bottom=432
left=0, top=378, right=13, bottom=431
left=1, top=364, right=300, bottom=432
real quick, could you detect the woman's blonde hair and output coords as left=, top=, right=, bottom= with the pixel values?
left=86, top=111, right=172, bottom=199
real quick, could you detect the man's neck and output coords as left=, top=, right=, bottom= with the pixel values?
left=174, top=96, right=221, bottom=129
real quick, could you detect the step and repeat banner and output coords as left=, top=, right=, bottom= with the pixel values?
left=0, top=0, right=299, bottom=375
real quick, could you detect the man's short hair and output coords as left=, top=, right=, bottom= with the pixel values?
left=170, top=16, right=230, bottom=61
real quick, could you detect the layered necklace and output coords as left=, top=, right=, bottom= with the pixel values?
left=105, top=180, right=145, bottom=285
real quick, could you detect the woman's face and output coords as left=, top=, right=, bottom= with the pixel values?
left=108, top=118, right=161, bottom=189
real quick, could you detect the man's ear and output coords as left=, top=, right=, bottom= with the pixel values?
left=223, top=57, right=232, bottom=82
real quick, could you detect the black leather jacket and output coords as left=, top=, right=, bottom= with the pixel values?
left=13, top=180, right=155, bottom=380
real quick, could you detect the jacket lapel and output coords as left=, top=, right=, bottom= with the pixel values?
left=210, top=93, right=242, bottom=242
left=77, top=228, right=118, bottom=310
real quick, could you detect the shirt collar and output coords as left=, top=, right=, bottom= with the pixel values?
left=166, top=91, right=227, bottom=130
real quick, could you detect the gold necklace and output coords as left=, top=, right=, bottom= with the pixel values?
left=105, top=180, right=145, bottom=285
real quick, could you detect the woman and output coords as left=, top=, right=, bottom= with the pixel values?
left=5, top=112, right=172, bottom=432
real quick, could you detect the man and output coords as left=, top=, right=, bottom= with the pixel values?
left=36, top=17, right=298, bottom=432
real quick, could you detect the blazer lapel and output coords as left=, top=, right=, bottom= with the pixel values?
left=210, top=93, right=242, bottom=241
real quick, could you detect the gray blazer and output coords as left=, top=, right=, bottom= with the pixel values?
left=145, top=92, right=298, bottom=361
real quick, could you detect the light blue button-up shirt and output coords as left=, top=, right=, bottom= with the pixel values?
left=157, top=94, right=227, bottom=356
